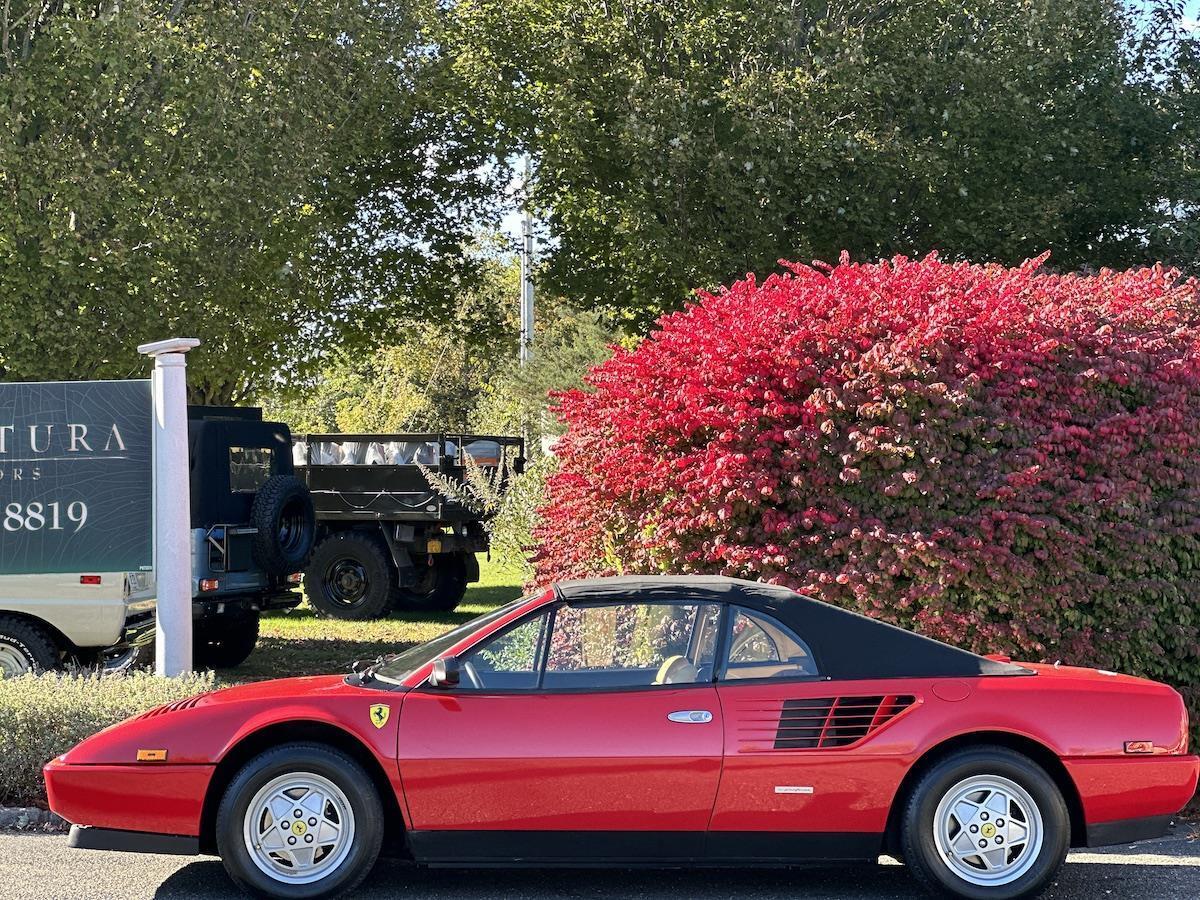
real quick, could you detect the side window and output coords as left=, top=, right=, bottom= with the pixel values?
left=722, top=607, right=818, bottom=681
left=543, top=602, right=720, bottom=689
left=459, top=612, right=550, bottom=690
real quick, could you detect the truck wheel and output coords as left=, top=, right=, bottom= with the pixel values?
left=252, top=475, right=317, bottom=577
left=395, top=552, right=469, bottom=613
left=305, top=533, right=395, bottom=620
left=0, top=615, right=60, bottom=675
left=194, top=611, right=261, bottom=670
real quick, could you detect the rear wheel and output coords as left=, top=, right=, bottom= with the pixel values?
left=216, top=743, right=383, bottom=899
left=0, top=616, right=60, bottom=675
left=394, top=552, right=469, bottom=613
left=304, top=533, right=395, bottom=620
left=194, top=611, right=261, bottom=670
left=901, top=746, right=1069, bottom=899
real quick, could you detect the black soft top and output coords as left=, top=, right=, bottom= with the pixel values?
left=553, top=575, right=1027, bottom=680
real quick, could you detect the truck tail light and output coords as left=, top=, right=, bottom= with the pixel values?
left=80, top=575, right=101, bottom=585
left=287, top=572, right=303, bottom=585
left=199, top=578, right=220, bottom=592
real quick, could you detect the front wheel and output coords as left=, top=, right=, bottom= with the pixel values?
left=0, top=615, right=60, bottom=675
left=216, top=743, right=383, bottom=899
left=900, top=746, right=1069, bottom=900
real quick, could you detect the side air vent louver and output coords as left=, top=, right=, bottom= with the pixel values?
left=138, top=693, right=210, bottom=720
left=774, top=694, right=915, bottom=750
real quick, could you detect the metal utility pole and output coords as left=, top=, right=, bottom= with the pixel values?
left=519, top=157, right=535, bottom=366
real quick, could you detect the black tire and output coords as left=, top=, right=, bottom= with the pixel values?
left=0, top=615, right=60, bottom=675
left=216, top=742, right=383, bottom=900
left=304, top=533, right=395, bottom=620
left=900, top=746, right=1070, bottom=900
left=394, top=552, right=469, bottom=613
left=252, top=475, right=317, bottom=576
left=194, top=611, right=261, bottom=669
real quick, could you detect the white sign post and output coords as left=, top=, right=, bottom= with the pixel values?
left=138, top=337, right=200, bottom=676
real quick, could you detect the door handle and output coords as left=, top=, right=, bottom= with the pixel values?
left=667, top=710, right=713, bottom=724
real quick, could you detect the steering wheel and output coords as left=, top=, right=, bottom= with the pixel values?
left=460, top=658, right=483, bottom=690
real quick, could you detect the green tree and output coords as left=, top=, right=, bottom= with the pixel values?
left=263, top=249, right=521, bottom=432
left=448, top=0, right=1200, bottom=323
left=0, top=1, right=504, bottom=401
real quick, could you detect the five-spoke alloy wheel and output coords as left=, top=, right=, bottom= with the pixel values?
left=217, top=743, right=383, bottom=899
left=933, top=775, right=1043, bottom=887
left=901, top=746, right=1069, bottom=900
left=242, top=771, right=355, bottom=885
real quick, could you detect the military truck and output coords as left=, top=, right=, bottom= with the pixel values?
left=294, top=432, right=524, bottom=619
left=191, top=410, right=523, bottom=648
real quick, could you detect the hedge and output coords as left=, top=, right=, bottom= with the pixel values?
left=0, top=671, right=215, bottom=808
left=535, top=253, right=1200, bottom=740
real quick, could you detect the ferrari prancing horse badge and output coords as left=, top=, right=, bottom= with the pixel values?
left=369, top=704, right=390, bottom=729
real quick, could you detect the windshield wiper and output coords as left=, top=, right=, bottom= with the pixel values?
left=351, top=653, right=398, bottom=683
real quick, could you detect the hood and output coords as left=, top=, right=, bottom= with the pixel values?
left=60, top=674, right=402, bottom=767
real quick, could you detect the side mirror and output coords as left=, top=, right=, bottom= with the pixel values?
left=428, top=656, right=461, bottom=688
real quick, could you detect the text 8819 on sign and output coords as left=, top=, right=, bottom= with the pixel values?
left=0, top=380, right=153, bottom=575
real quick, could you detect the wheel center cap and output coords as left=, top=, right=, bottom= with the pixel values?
left=291, top=821, right=307, bottom=837
left=981, top=822, right=997, bottom=839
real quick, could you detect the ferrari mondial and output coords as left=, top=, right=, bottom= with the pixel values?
left=47, top=576, right=1197, bottom=900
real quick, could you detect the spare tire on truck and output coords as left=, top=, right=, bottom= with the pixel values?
left=250, top=474, right=316, bottom=576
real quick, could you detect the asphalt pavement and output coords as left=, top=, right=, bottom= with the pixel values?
left=1, top=830, right=1197, bottom=899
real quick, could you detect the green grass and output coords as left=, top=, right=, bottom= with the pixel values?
left=228, top=556, right=525, bottom=680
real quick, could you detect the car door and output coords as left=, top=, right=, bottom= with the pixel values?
left=708, top=605, right=915, bottom=861
left=398, top=599, right=725, bottom=862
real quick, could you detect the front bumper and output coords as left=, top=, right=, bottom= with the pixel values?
left=115, top=610, right=156, bottom=650
left=44, top=758, right=213, bottom=838
left=99, top=610, right=157, bottom=672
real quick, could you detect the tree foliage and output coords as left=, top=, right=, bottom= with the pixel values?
left=263, top=250, right=520, bottom=432
left=449, top=0, right=1200, bottom=322
left=535, top=253, right=1200, bottom=731
left=0, top=1, right=503, bottom=401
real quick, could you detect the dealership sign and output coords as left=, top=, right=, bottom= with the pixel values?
left=0, top=380, right=153, bottom=575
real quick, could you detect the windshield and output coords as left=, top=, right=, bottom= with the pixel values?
left=372, top=596, right=535, bottom=684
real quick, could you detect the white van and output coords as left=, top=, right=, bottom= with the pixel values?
left=0, top=571, right=156, bottom=675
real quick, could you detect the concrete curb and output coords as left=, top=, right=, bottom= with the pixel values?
left=0, top=807, right=67, bottom=832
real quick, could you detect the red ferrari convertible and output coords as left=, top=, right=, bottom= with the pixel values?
left=46, top=576, right=1197, bottom=899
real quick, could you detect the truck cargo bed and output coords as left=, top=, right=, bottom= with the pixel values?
left=293, top=433, right=524, bottom=524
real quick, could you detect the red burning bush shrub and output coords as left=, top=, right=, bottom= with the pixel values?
left=535, top=253, right=1200, bottom=725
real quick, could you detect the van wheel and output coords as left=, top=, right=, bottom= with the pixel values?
left=900, top=746, right=1069, bottom=899
left=305, top=533, right=395, bottom=620
left=0, top=616, right=60, bottom=675
left=216, top=743, right=383, bottom=899
left=194, top=611, right=261, bottom=669
left=394, top=553, right=469, bottom=613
